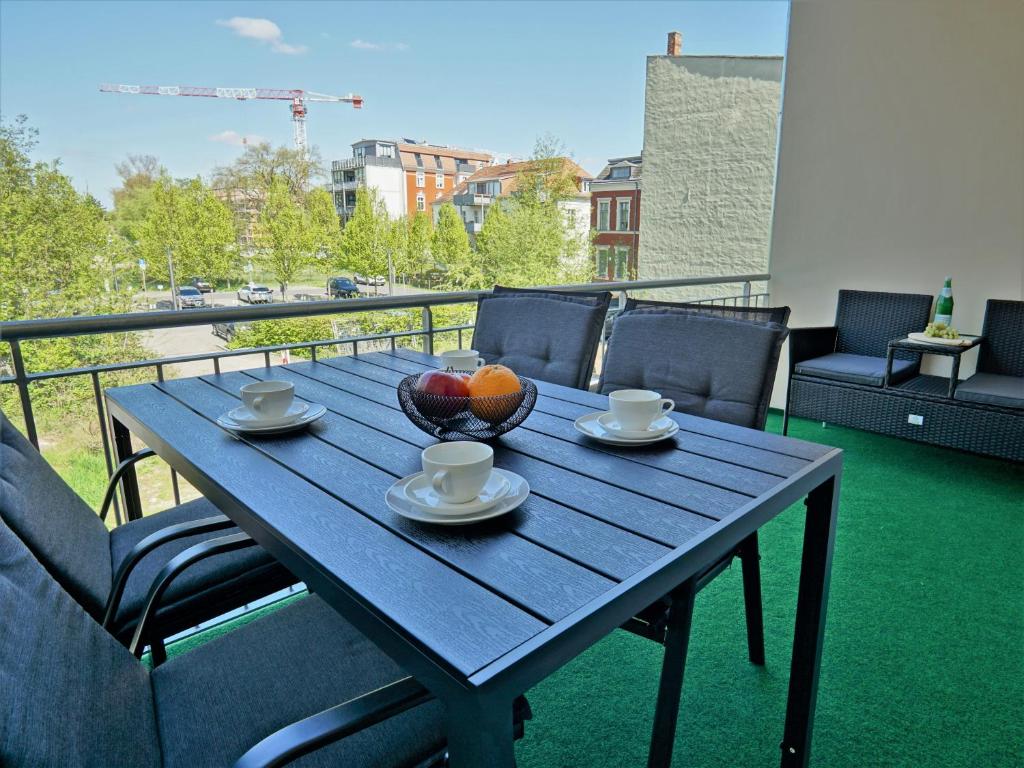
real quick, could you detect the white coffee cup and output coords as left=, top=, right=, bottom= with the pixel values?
left=240, top=380, right=295, bottom=419
left=608, top=389, right=675, bottom=430
left=421, top=441, right=493, bottom=504
left=439, top=349, right=485, bottom=372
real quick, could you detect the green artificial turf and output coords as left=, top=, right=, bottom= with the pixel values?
left=165, top=415, right=1024, bottom=767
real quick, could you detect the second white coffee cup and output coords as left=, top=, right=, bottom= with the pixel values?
left=439, top=349, right=485, bottom=372
left=608, top=389, right=675, bottom=430
left=240, top=380, right=295, bottom=419
left=421, top=441, right=493, bottom=504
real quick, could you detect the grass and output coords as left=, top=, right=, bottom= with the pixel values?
left=121, top=414, right=1024, bottom=765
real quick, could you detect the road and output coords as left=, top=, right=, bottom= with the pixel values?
left=142, top=281, right=428, bottom=378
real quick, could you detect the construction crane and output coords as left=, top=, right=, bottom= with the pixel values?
left=99, top=83, right=363, bottom=154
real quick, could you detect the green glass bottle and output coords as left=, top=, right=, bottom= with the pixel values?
left=934, top=277, right=954, bottom=326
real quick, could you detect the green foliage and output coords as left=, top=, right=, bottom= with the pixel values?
left=0, top=115, right=149, bottom=417
left=254, top=177, right=312, bottom=297
left=432, top=203, right=476, bottom=289
left=399, top=212, right=433, bottom=278
left=133, top=176, right=237, bottom=284
left=305, top=187, right=343, bottom=265
left=228, top=316, right=335, bottom=359
left=211, top=142, right=325, bottom=213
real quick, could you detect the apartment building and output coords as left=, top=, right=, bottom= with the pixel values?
left=330, top=139, right=492, bottom=222
left=591, top=156, right=641, bottom=280
left=434, top=158, right=592, bottom=246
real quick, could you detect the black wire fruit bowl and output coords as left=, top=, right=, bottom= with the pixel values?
left=397, top=373, right=538, bottom=441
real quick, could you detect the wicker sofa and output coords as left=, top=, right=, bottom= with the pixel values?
left=785, top=292, right=1023, bottom=462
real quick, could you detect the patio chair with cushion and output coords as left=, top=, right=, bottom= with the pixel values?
left=622, top=296, right=791, bottom=327
left=473, top=285, right=612, bottom=389
left=0, top=518, right=450, bottom=768
left=784, top=289, right=934, bottom=434
left=597, top=309, right=790, bottom=765
left=953, top=299, right=1024, bottom=410
left=0, top=409, right=297, bottom=662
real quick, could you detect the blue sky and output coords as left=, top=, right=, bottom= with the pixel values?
left=0, top=0, right=789, bottom=206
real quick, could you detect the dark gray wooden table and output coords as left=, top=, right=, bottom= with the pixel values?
left=105, top=349, right=843, bottom=768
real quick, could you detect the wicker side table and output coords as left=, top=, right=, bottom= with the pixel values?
left=884, top=335, right=984, bottom=398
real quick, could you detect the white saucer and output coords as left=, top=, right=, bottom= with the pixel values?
left=403, top=471, right=512, bottom=515
left=386, top=468, right=529, bottom=526
left=217, top=403, right=326, bottom=434
left=597, top=413, right=675, bottom=440
left=228, top=402, right=309, bottom=427
left=574, top=411, right=679, bottom=446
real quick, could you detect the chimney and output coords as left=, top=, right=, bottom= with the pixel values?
left=667, top=31, right=682, bottom=56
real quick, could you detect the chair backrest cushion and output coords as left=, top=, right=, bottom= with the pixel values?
left=622, top=297, right=791, bottom=327
left=599, top=310, right=789, bottom=429
left=0, top=411, right=111, bottom=617
left=474, top=290, right=612, bottom=389
left=834, top=289, right=933, bottom=361
left=979, top=299, right=1024, bottom=377
left=0, top=519, right=160, bottom=768
left=492, top=284, right=611, bottom=306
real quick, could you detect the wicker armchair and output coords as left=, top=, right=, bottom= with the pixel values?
left=784, top=289, right=933, bottom=434
left=953, top=299, right=1024, bottom=410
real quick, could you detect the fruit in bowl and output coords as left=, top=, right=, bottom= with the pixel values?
left=413, top=370, right=470, bottom=418
left=467, top=364, right=523, bottom=422
left=924, top=321, right=960, bottom=340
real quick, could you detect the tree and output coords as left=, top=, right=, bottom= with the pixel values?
left=399, top=212, right=433, bottom=281
left=212, top=142, right=324, bottom=211
left=254, top=177, right=311, bottom=298
left=134, top=176, right=237, bottom=285
left=305, top=187, right=343, bottom=269
left=338, top=187, right=391, bottom=281
left=431, top=203, right=476, bottom=289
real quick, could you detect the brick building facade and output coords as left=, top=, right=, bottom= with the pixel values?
left=590, top=156, right=642, bottom=280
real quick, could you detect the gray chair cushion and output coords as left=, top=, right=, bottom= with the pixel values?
left=0, top=410, right=112, bottom=617
left=473, top=292, right=611, bottom=389
left=152, top=595, right=446, bottom=768
left=622, top=297, right=791, bottom=327
left=599, top=311, right=789, bottom=429
left=108, top=498, right=298, bottom=642
left=0, top=520, right=161, bottom=768
left=953, top=373, right=1024, bottom=409
left=794, top=353, right=916, bottom=387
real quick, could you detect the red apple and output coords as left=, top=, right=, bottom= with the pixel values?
left=413, top=370, right=470, bottom=419
left=416, top=370, right=470, bottom=397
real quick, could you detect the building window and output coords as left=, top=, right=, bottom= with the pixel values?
left=596, top=247, right=610, bottom=279
left=416, top=193, right=425, bottom=211
left=379, top=144, right=395, bottom=158
left=617, top=199, right=630, bottom=231
left=434, top=155, right=443, bottom=170
left=414, top=153, right=423, bottom=168
left=597, top=200, right=610, bottom=231
left=416, top=172, right=425, bottom=188
left=614, top=246, right=629, bottom=279
left=435, top=173, right=444, bottom=189
left=610, top=166, right=631, bottom=179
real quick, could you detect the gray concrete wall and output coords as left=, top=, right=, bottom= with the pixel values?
left=639, top=55, right=783, bottom=301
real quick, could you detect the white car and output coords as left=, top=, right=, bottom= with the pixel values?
left=237, top=285, right=274, bottom=304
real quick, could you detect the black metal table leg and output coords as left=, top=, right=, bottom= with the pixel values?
left=780, top=475, right=840, bottom=768
left=445, top=693, right=516, bottom=768
left=948, top=354, right=962, bottom=398
left=739, top=532, right=766, bottom=666
left=111, top=416, right=144, bottom=521
left=647, top=580, right=697, bottom=768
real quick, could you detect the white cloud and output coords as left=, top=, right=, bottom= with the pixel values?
left=350, top=39, right=409, bottom=51
left=217, top=17, right=308, bottom=54
left=209, top=130, right=266, bottom=147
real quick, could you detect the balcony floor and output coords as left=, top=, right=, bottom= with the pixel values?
left=159, top=414, right=1024, bottom=767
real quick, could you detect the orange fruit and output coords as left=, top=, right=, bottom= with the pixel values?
left=467, top=364, right=522, bottom=422
left=467, top=364, right=521, bottom=398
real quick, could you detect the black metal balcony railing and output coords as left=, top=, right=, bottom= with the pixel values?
left=0, top=275, right=769, bottom=520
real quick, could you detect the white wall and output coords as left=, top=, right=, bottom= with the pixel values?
left=364, top=165, right=406, bottom=219
left=769, top=0, right=1024, bottom=404
left=640, top=55, right=783, bottom=301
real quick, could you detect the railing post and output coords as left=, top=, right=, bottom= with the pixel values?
left=742, top=281, right=752, bottom=307
left=421, top=307, right=434, bottom=356
left=8, top=339, right=39, bottom=448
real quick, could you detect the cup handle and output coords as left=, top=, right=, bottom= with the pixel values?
left=476, top=358, right=485, bottom=369
left=431, top=470, right=450, bottom=496
left=660, top=399, right=675, bottom=415
left=252, top=396, right=265, bottom=413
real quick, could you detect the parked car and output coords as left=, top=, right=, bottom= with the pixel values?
left=237, top=285, right=274, bottom=304
left=212, top=321, right=251, bottom=342
left=327, top=277, right=360, bottom=299
left=189, top=277, right=213, bottom=293
left=176, top=286, right=205, bottom=309
left=352, top=273, right=368, bottom=285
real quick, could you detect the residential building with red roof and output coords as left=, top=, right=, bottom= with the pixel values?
left=591, top=156, right=642, bottom=280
